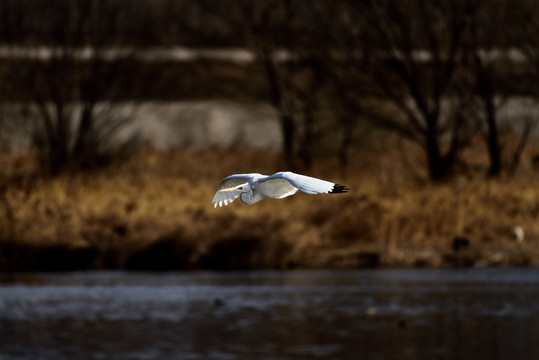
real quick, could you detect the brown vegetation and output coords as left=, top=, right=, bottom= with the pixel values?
left=0, top=146, right=538, bottom=271
left=1, top=0, right=538, bottom=271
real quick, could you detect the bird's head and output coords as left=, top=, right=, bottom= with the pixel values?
left=220, top=184, right=249, bottom=193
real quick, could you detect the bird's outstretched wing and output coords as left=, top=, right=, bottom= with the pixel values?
left=211, top=174, right=251, bottom=207
left=256, top=177, right=299, bottom=199
left=262, top=172, right=349, bottom=195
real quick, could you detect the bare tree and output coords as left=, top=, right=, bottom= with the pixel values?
left=463, top=0, right=507, bottom=177
left=462, top=0, right=539, bottom=177
left=317, top=1, right=384, bottom=172
left=229, top=0, right=296, bottom=166
left=2, top=0, right=140, bottom=174
left=345, top=0, right=470, bottom=181
left=511, top=0, right=539, bottom=174
left=230, top=0, right=338, bottom=169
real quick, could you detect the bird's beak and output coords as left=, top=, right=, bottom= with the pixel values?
left=220, top=186, right=240, bottom=192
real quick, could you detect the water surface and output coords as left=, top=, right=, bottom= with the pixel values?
left=0, top=269, right=538, bottom=360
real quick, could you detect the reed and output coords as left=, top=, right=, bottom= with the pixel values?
left=0, top=148, right=538, bottom=270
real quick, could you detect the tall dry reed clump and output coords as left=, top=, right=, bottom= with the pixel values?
left=0, top=148, right=538, bottom=271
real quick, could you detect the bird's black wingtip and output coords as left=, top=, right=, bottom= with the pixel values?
left=330, top=184, right=349, bottom=194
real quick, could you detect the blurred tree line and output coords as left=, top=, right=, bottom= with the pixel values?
left=0, top=0, right=538, bottom=180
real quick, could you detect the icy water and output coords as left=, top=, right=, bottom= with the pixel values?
left=0, top=269, right=538, bottom=360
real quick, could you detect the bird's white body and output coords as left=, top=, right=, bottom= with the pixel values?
left=211, top=171, right=348, bottom=207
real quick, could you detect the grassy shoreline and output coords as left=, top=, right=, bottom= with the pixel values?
left=0, top=148, right=538, bottom=271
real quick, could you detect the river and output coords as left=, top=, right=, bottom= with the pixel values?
left=0, top=269, right=538, bottom=360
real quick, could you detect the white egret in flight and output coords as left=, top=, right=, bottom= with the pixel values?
left=212, top=172, right=349, bottom=207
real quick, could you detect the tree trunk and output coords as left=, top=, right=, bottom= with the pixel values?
left=425, top=116, right=446, bottom=181
left=73, top=104, right=93, bottom=159
left=261, top=50, right=296, bottom=166
left=484, top=98, right=502, bottom=177
left=299, top=103, right=314, bottom=169
left=472, top=48, right=502, bottom=177
left=50, top=105, right=70, bottom=175
left=426, top=136, right=446, bottom=181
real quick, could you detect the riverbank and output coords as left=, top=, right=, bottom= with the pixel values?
left=0, top=148, right=538, bottom=271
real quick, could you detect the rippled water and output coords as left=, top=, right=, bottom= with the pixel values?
left=0, top=269, right=538, bottom=360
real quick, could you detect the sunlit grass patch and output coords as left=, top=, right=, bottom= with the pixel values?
left=0, top=148, right=538, bottom=270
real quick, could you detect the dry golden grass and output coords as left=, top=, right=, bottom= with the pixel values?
left=0, top=147, right=538, bottom=270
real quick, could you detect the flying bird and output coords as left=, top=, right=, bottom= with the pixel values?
left=212, top=172, right=349, bottom=207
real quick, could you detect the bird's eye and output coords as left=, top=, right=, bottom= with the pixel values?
left=238, top=186, right=243, bottom=190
